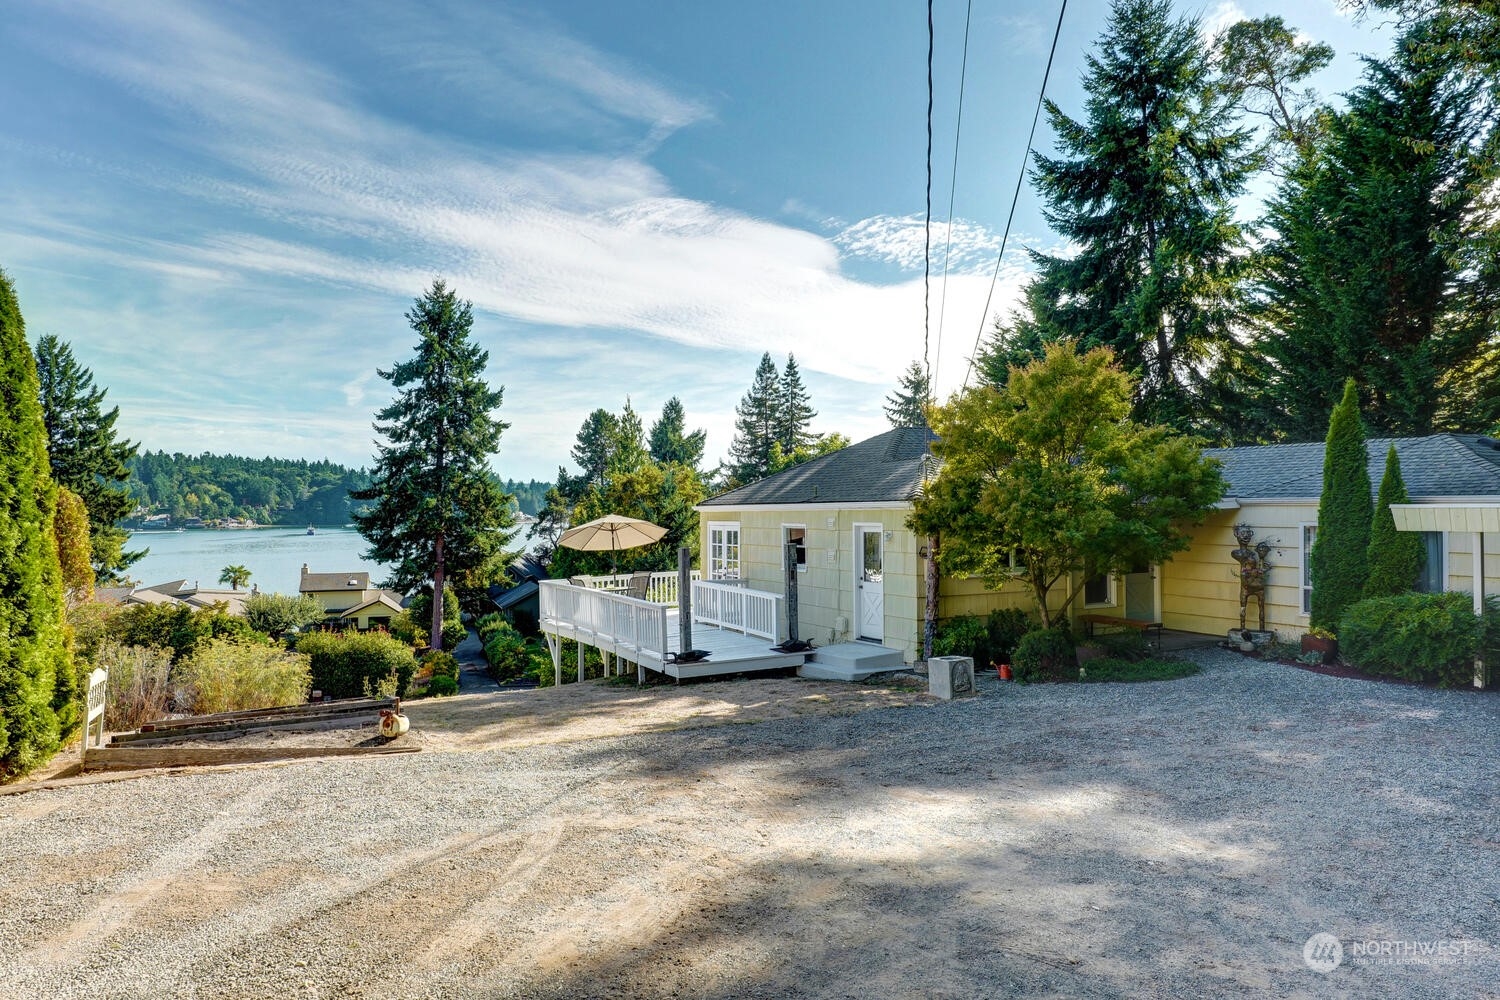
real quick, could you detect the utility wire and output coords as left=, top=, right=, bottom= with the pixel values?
left=962, top=0, right=1068, bottom=390
left=931, top=0, right=973, bottom=402
left=923, top=0, right=935, bottom=389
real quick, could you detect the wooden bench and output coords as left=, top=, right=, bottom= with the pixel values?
left=1078, top=613, right=1163, bottom=650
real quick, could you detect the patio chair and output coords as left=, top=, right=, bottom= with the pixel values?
left=626, top=570, right=653, bottom=601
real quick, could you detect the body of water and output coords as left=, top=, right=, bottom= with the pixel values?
left=126, top=527, right=387, bottom=595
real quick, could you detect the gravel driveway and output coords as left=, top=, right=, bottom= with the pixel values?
left=1, top=649, right=1495, bottom=999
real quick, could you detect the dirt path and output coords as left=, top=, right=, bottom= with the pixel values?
left=1, top=653, right=1494, bottom=998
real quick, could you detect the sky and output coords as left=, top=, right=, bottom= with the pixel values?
left=1, top=0, right=1395, bottom=481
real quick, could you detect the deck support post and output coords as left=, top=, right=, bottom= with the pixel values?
left=678, top=546, right=694, bottom=654
left=545, top=632, right=562, bottom=687
left=1475, top=531, right=1488, bottom=689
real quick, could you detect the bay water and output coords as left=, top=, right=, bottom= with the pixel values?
left=125, top=527, right=388, bottom=595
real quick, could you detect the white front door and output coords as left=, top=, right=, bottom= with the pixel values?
left=855, top=525, right=884, bottom=641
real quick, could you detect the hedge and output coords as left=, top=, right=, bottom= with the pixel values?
left=1338, top=592, right=1489, bottom=687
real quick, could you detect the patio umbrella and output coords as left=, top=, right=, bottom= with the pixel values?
left=558, top=514, right=667, bottom=568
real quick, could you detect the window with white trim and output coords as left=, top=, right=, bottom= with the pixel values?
left=708, top=521, right=741, bottom=580
left=1416, top=531, right=1446, bottom=593
left=782, top=524, right=807, bottom=572
left=1083, top=571, right=1114, bottom=607
left=1301, top=523, right=1317, bottom=615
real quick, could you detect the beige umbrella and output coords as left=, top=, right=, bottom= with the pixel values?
left=558, top=514, right=667, bottom=565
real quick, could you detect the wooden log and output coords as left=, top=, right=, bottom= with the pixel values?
left=135, top=697, right=394, bottom=732
left=113, top=714, right=380, bottom=746
left=83, top=744, right=420, bottom=773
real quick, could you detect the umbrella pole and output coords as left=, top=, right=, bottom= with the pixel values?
left=678, top=546, right=693, bottom=654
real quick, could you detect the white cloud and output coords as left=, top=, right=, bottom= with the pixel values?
left=1201, top=2, right=1248, bottom=44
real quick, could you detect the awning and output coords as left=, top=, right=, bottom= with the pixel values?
left=1390, top=503, right=1500, bottom=533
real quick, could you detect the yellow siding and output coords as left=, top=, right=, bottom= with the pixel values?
left=701, top=507, right=924, bottom=661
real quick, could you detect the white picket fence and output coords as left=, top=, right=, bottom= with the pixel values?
left=689, top=580, right=780, bottom=642
left=81, top=667, right=108, bottom=760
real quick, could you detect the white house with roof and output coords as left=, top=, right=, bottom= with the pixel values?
left=298, top=565, right=405, bottom=629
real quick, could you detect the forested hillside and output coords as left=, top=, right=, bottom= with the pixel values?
left=127, top=452, right=373, bottom=525
left=502, top=479, right=551, bottom=516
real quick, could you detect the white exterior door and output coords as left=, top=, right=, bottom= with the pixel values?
left=855, top=525, right=884, bottom=641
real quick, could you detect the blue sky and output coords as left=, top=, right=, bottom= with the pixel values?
left=2, top=0, right=1392, bottom=480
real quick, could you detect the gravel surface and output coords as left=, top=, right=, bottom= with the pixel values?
left=1, top=648, right=1495, bottom=999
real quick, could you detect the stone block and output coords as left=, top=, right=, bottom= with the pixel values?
left=928, top=655, right=975, bottom=700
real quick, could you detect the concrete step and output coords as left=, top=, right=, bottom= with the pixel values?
left=799, top=642, right=906, bottom=681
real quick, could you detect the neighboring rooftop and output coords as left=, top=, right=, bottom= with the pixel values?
left=1208, top=434, right=1500, bottom=501
left=701, top=427, right=936, bottom=507
left=299, top=565, right=371, bottom=592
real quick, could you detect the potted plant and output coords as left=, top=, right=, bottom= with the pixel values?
left=1300, top=627, right=1338, bottom=664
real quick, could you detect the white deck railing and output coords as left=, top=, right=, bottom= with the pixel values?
left=690, top=580, right=781, bottom=642
left=570, top=570, right=701, bottom=605
left=539, top=581, right=670, bottom=659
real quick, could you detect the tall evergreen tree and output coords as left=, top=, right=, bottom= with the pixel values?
left=609, top=398, right=649, bottom=476
left=725, top=352, right=781, bottom=486
left=974, top=316, right=1051, bottom=389
left=1022, top=0, right=1255, bottom=434
left=884, top=361, right=931, bottom=428
left=0, top=270, right=71, bottom=779
left=1250, top=33, right=1495, bottom=439
left=569, top=409, right=619, bottom=496
left=1309, top=379, right=1373, bottom=631
left=53, top=485, right=94, bottom=604
left=34, top=335, right=142, bottom=582
left=777, top=354, right=816, bottom=453
left=648, top=396, right=706, bottom=470
left=352, top=280, right=516, bottom=650
left=1365, top=445, right=1424, bottom=598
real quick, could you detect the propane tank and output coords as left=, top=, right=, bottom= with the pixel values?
left=378, top=709, right=410, bottom=738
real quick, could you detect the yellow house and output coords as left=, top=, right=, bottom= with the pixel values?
left=298, top=564, right=405, bottom=629
left=698, top=429, right=1500, bottom=661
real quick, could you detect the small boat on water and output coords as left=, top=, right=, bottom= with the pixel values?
left=306, top=525, right=316, bottom=535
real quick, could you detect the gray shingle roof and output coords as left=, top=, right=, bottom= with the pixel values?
left=299, top=569, right=371, bottom=593
left=1207, top=434, right=1500, bottom=501
left=701, top=427, right=936, bottom=507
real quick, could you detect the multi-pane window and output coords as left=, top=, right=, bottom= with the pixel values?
left=1416, top=531, right=1445, bottom=593
left=708, top=522, right=740, bottom=580
left=1083, top=572, right=1113, bottom=607
left=1301, top=524, right=1317, bottom=615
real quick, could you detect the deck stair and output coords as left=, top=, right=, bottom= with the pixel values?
left=799, top=642, right=905, bottom=681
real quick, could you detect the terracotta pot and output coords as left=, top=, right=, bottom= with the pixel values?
left=1300, top=634, right=1338, bottom=664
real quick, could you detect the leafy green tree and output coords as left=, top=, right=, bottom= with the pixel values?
left=1365, top=446, right=1425, bottom=598
left=0, top=271, right=71, bottom=778
left=910, top=342, right=1225, bottom=628
left=1309, top=380, right=1373, bottom=631
left=725, top=352, right=782, bottom=486
left=767, top=433, right=852, bottom=474
left=54, top=485, right=94, bottom=604
left=218, top=564, right=252, bottom=590
left=242, top=592, right=326, bottom=637
left=112, top=602, right=259, bottom=663
left=884, top=362, right=930, bottom=428
left=777, top=354, right=816, bottom=453
left=34, top=335, right=142, bottom=582
left=352, top=280, right=517, bottom=650
left=974, top=316, right=1051, bottom=389
left=1214, top=16, right=1335, bottom=168
left=1250, top=34, right=1496, bottom=439
left=648, top=396, right=706, bottom=470
left=1022, top=0, right=1255, bottom=434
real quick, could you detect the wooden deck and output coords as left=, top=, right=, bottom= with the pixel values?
left=540, top=580, right=807, bottom=682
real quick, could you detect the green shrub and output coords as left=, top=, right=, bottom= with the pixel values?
left=112, top=602, right=262, bottom=663
left=1012, top=627, right=1075, bottom=684
left=388, top=609, right=426, bottom=647
left=426, top=675, right=459, bottom=697
left=1086, top=630, right=1150, bottom=661
left=933, top=615, right=989, bottom=662
left=1078, top=657, right=1200, bottom=683
left=1339, top=592, right=1484, bottom=686
left=243, top=592, right=327, bottom=637
left=176, top=638, right=312, bottom=714
left=985, top=608, right=1034, bottom=664
left=92, top=641, right=174, bottom=730
left=407, top=588, right=466, bottom=648
left=294, top=630, right=417, bottom=699
left=421, top=649, right=460, bottom=681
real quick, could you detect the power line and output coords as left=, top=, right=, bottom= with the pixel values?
left=962, top=0, right=1068, bottom=391
left=931, top=0, right=974, bottom=401
left=923, top=0, right=935, bottom=388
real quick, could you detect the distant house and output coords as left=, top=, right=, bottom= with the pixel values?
left=298, top=564, right=404, bottom=629
left=697, top=428, right=1500, bottom=661
left=118, top=579, right=253, bottom=616
left=489, top=553, right=549, bottom=635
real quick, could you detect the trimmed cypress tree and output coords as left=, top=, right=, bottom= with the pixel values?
left=1309, top=379, right=1373, bottom=631
left=1364, top=445, right=1424, bottom=598
left=0, top=269, right=71, bottom=778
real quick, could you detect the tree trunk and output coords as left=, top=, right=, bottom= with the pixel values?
left=923, top=534, right=939, bottom=660
left=431, top=533, right=445, bottom=652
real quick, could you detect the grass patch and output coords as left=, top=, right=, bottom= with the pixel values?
left=1077, top=657, right=1200, bottom=683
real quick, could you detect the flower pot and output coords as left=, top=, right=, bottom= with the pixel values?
left=1300, top=634, right=1338, bottom=664
left=997, top=662, right=1012, bottom=681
